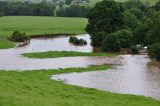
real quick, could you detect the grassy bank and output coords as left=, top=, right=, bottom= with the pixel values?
left=22, top=51, right=113, bottom=58
left=0, top=65, right=160, bottom=106
left=0, top=41, right=15, bottom=49
left=0, top=16, right=87, bottom=37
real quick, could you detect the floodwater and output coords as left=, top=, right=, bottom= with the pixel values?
left=52, top=55, right=160, bottom=100
left=0, top=34, right=117, bottom=70
left=1, top=34, right=160, bottom=100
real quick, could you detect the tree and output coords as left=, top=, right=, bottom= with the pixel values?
left=0, top=11, right=4, bottom=17
left=102, top=34, right=121, bottom=52
left=148, top=43, right=160, bottom=61
left=65, top=0, right=72, bottom=5
left=124, top=0, right=146, bottom=10
left=115, top=29, right=133, bottom=48
left=86, top=0, right=124, bottom=47
left=155, top=0, right=160, bottom=11
left=134, top=11, right=160, bottom=45
left=122, top=10, right=141, bottom=30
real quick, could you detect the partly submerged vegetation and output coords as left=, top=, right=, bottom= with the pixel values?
left=0, top=16, right=87, bottom=49
left=86, top=0, right=160, bottom=60
left=9, top=31, right=30, bottom=42
left=69, top=36, right=87, bottom=45
left=22, top=51, right=113, bottom=58
left=1, top=65, right=160, bottom=106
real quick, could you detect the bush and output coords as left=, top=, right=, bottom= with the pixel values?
left=115, top=29, right=133, bottom=48
left=130, top=45, right=139, bottom=54
left=148, top=43, right=160, bottom=61
left=155, top=0, right=160, bottom=11
left=86, top=0, right=124, bottom=47
left=69, top=36, right=87, bottom=45
left=90, top=32, right=106, bottom=47
left=102, top=34, right=121, bottom=52
left=9, top=31, right=30, bottom=42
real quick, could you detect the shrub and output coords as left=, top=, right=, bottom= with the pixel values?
left=102, top=34, right=121, bottom=52
left=90, top=32, right=107, bottom=47
left=115, top=29, right=133, bottom=48
left=86, top=0, right=124, bottom=47
left=155, top=0, right=160, bottom=11
left=9, top=31, right=30, bottom=42
left=130, top=45, right=140, bottom=54
left=148, top=43, right=160, bottom=61
left=69, top=36, right=87, bottom=45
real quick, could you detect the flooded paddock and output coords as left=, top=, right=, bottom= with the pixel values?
left=0, top=34, right=118, bottom=70
left=1, top=34, right=160, bottom=100
left=52, top=55, right=160, bottom=100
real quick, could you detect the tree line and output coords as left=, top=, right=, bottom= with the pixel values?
left=86, top=0, right=160, bottom=60
left=0, top=0, right=89, bottom=17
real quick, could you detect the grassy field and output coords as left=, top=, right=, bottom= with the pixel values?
left=22, top=51, right=113, bottom=58
left=1, top=65, right=160, bottom=106
left=0, top=16, right=87, bottom=37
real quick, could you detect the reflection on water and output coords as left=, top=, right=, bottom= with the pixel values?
left=52, top=55, right=160, bottom=100
left=0, top=34, right=118, bottom=70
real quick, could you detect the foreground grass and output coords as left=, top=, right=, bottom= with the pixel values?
left=22, top=51, right=113, bottom=58
left=0, top=65, right=160, bottom=106
left=0, top=16, right=87, bottom=37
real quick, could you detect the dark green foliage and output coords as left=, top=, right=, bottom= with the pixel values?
left=155, top=0, right=160, bottom=10
left=86, top=0, right=123, bottom=34
left=0, top=11, right=4, bottom=17
left=115, top=29, right=133, bottom=48
left=90, top=32, right=106, bottom=47
left=56, top=5, right=89, bottom=17
left=123, top=0, right=146, bottom=10
left=69, top=36, right=87, bottom=45
left=102, top=34, right=121, bottom=52
left=65, top=0, right=72, bottom=5
left=0, top=1, right=55, bottom=16
left=58, top=2, right=64, bottom=8
left=134, top=11, right=160, bottom=45
left=122, top=10, right=141, bottom=30
left=9, top=31, right=30, bottom=42
left=86, top=0, right=124, bottom=47
left=130, top=45, right=139, bottom=54
left=148, top=43, right=160, bottom=61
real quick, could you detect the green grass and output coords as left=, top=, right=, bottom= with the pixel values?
left=0, top=16, right=87, bottom=37
left=22, top=51, right=113, bottom=58
left=0, top=35, right=15, bottom=49
left=0, top=40, right=15, bottom=49
left=0, top=65, right=160, bottom=106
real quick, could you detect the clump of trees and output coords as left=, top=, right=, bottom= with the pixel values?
left=0, top=1, right=55, bottom=16
left=56, top=5, right=90, bottom=17
left=0, top=1, right=90, bottom=17
left=86, top=0, right=160, bottom=60
left=69, top=36, right=87, bottom=45
left=148, top=43, right=160, bottom=61
left=9, top=31, right=30, bottom=42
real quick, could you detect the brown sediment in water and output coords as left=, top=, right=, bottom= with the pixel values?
left=0, top=34, right=117, bottom=70
left=52, top=55, right=160, bottom=100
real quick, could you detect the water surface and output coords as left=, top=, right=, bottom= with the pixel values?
left=52, top=55, right=160, bottom=100
left=0, top=34, right=117, bottom=70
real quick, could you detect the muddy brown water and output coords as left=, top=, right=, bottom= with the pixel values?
left=52, top=55, right=160, bottom=100
left=0, top=34, right=117, bottom=70
left=1, top=34, right=160, bottom=100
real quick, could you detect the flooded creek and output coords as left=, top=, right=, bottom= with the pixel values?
left=1, top=34, right=160, bottom=100
left=0, top=34, right=117, bottom=70
left=52, top=55, right=160, bottom=100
